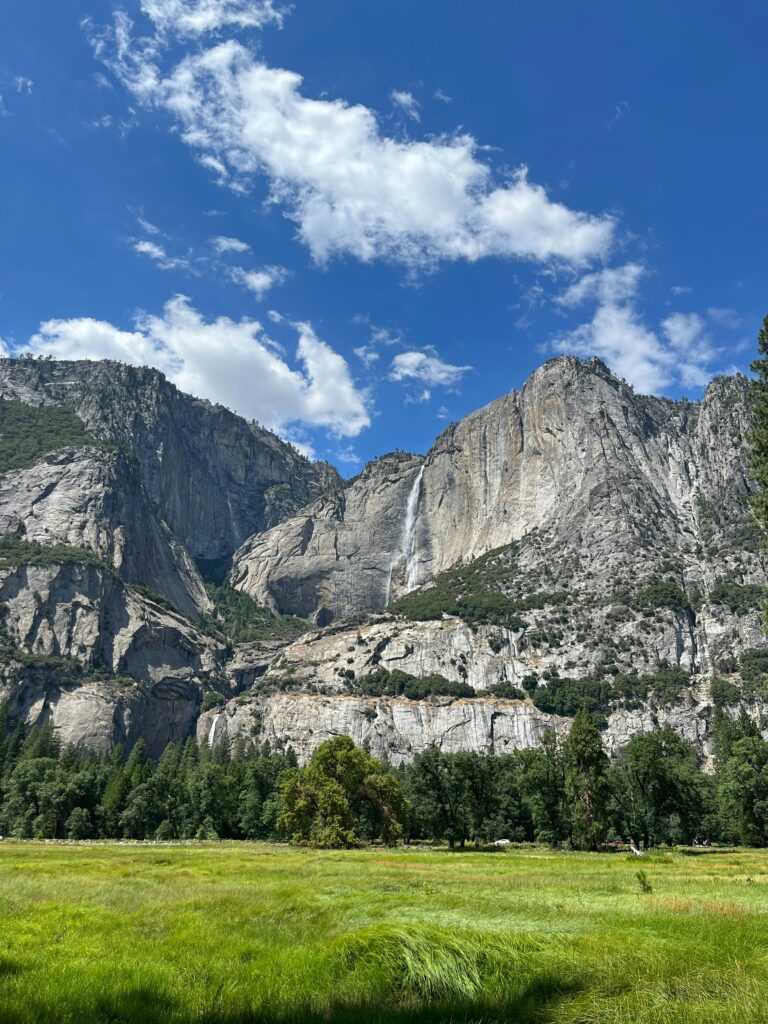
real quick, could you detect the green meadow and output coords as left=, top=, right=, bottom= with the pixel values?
left=1, top=843, right=767, bottom=1023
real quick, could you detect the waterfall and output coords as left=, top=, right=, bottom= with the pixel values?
left=402, top=465, right=425, bottom=593
left=207, top=713, right=220, bottom=748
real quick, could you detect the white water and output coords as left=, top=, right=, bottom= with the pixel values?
left=207, top=713, right=220, bottom=748
left=402, top=465, right=425, bottom=593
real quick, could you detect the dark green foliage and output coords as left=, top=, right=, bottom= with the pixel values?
left=738, top=647, right=768, bottom=685
left=0, top=398, right=105, bottom=473
left=489, top=682, right=527, bottom=700
left=532, top=676, right=612, bottom=718
left=390, top=543, right=531, bottom=630
left=352, top=667, right=475, bottom=700
left=0, top=704, right=762, bottom=849
left=565, top=709, right=610, bottom=851
left=609, top=727, right=705, bottom=848
left=710, top=677, right=741, bottom=708
left=708, top=580, right=765, bottom=615
left=201, top=690, right=226, bottom=712
left=277, top=736, right=406, bottom=847
left=0, top=535, right=108, bottom=570
left=200, top=583, right=309, bottom=643
left=717, top=734, right=768, bottom=846
left=0, top=707, right=297, bottom=842
left=632, top=579, right=690, bottom=614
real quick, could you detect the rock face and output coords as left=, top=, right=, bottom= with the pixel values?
left=0, top=354, right=766, bottom=763
left=198, top=692, right=571, bottom=767
left=233, top=358, right=763, bottom=629
left=232, top=453, right=422, bottom=621
left=0, top=359, right=339, bottom=561
left=0, top=446, right=209, bottom=618
left=0, top=561, right=225, bottom=757
left=197, top=686, right=766, bottom=768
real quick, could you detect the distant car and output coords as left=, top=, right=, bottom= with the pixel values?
left=492, top=839, right=511, bottom=846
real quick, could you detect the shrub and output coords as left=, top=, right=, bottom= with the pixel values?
left=708, top=580, right=765, bottom=615
left=202, top=690, right=226, bottom=712
left=353, top=668, right=475, bottom=700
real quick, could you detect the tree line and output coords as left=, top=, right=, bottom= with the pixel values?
left=2, top=703, right=768, bottom=849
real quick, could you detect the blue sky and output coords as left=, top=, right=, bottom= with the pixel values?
left=1, top=1, right=766, bottom=469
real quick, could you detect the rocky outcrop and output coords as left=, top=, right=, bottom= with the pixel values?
left=0, top=560, right=229, bottom=757
left=232, top=359, right=763, bottom=628
left=198, top=686, right=768, bottom=767
left=0, top=666, right=206, bottom=759
left=0, top=446, right=210, bottom=617
left=198, top=692, right=571, bottom=766
left=232, top=453, right=422, bottom=621
left=0, top=358, right=339, bottom=561
left=0, top=561, right=223, bottom=681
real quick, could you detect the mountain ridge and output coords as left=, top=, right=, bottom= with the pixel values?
left=0, top=353, right=764, bottom=763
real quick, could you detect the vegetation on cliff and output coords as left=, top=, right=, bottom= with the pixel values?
left=0, top=397, right=105, bottom=472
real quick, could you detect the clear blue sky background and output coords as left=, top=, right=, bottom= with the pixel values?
left=0, top=1, right=765, bottom=469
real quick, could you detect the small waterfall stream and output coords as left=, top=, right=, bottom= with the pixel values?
left=208, top=713, right=220, bottom=748
left=401, top=465, right=425, bottom=593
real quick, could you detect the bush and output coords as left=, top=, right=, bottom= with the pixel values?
left=708, top=580, right=765, bottom=615
left=710, top=677, right=740, bottom=708
left=632, top=580, right=690, bottom=614
left=353, top=668, right=475, bottom=700
left=739, top=647, right=768, bottom=685
left=202, top=690, right=226, bottom=712
left=199, top=584, right=309, bottom=643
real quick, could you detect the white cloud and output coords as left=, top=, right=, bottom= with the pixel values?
left=556, top=262, right=644, bottom=308
left=671, top=284, right=692, bottom=296
left=140, top=0, right=285, bottom=37
left=333, top=444, right=361, bottom=466
left=707, top=306, right=742, bottom=329
left=607, top=100, right=628, bottom=130
left=404, top=388, right=432, bottom=404
left=391, top=89, right=420, bottom=122
left=232, top=264, right=288, bottom=299
left=354, top=344, right=380, bottom=368
left=660, top=312, right=718, bottom=387
left=93, top=27, right=615, bottom=271
left=552, top=265, right=723, bottom=393
left=19, top=297, right=370, bottom=439
left=211, top=234, right=250, bottom=253
left=136, top=213, right=162, bottom=235
left=0, top=96, right=10, bottom=118
left=434, top=89, right=452, bottom=104
left=133, top=239, right=190, bottom=271
left=14, top=76, right=33, bottom=94
left=389, top=350, right=472, bottom=389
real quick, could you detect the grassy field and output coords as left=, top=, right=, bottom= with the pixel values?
left=0, top=843, right=767, bottom=1023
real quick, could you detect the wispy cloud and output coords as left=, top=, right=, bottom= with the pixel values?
left=391, top=89, right=420, bottom=122
left=607, top=100, right=629, bottom=130
left=231, top=264, right=289, bottom=299
left=211, top=235, right=250, bottom=254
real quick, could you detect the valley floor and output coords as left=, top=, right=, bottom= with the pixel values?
left=0, top=842, right=767, bottom=1023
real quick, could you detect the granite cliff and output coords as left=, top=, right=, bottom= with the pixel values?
left=0, top=355, right=765, bottom=762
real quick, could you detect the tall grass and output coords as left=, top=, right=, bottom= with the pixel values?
left=0, top=843, right=767, bottom=1022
